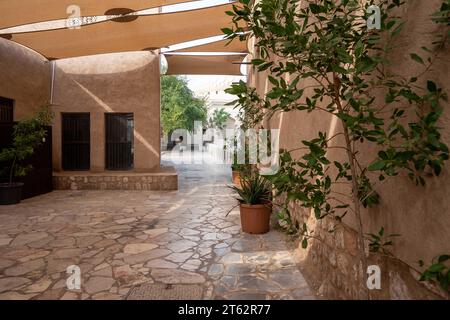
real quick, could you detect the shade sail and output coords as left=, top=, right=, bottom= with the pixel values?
left=165, top=54, right=244, bottom=75
left=173, top=38, right=248, bottom=53
left=0, top=0, right=195, bottom=29
left=8, top=3, right=239, bottom=59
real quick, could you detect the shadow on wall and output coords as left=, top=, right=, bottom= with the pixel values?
left=0, top=38, right=51, bottom=120
left=51, top=51, right=161, bottom=172
left=260, top=0, right=450, bottom=300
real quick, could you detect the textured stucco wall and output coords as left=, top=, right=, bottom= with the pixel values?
left=248, top=0, right=450, bottom=299
left=52, top=51, right=161, bottom=172
left=0, top=39, right=163, bottom=175
left=0, top=38, right=51, bottom=120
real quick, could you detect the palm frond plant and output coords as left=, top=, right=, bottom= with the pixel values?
left=230, top=173, right=271, bottom=205
left=229, top=172, right=273, bottom=234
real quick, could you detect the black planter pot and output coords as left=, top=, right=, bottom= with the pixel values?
left=0, top=182, right=24, bottom=205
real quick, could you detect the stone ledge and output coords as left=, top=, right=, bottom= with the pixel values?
left=53, top=168, right=178, bottom=191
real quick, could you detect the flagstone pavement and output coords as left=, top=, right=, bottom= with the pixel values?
left=0, top=152, right=316, bottom=300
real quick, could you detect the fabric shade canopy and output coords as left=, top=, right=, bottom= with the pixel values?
left=7, top=3, right=239, bottom=59
left=0, top=0, right=195, bottom=29
left=164, top=54, right=244, bottom=75
left=173, top=38, right=248, bottom=53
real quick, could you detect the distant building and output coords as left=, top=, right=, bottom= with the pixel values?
left=191, top=76, right=244, bottom=130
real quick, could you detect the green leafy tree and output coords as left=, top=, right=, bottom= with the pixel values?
left=161, top=76, right=207, bottom=134
left=432, top=0, right=450, bottom=26
left=224, top=0, right=449, bottom=297
left=0, top=105, right=53, bottom=185
left=419, top=254, right=450, bottom=292
left=209, top=108, right=231, bottom=130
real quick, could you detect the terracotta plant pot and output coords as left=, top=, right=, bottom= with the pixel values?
left=239, top=203, right=271, bottom=234
left=232, top=170, right=242, bottom=189
left=0, top=182, right=24, bottom=205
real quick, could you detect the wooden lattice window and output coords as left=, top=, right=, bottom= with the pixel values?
left=0, top=97, right=14, bottom=123
left=105, top=113, right=134, bottom=170
left=62, top=113, right=90, bottom=170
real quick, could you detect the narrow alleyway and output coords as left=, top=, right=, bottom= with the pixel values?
left=0, top=151, right=315, bottom=300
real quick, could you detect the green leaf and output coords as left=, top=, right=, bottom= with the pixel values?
left=432, top=161, right=442, bottom=176
left=301, top=237, right=308, bottom=249
left=368, top=160, right=386, bottom=171
left=268, top=76, right=279, bottom=86
left=221, top=27, right=233, bottom=35
left=309, top=4, right=323, bottom=14
left=428, top=263, right=445, bottom=273
left=251, top=59, right=265, bottom=65
left=354, top=40, right=364, bottom=57
left=427, top=80, right=437, bottom=93
left=331, top=65, right=347, bottom=74
left=410, top=53, right=425, bottom=65
left=266, top=89, right=283, bottom=99
left=438, top=255, right=450, bottom=263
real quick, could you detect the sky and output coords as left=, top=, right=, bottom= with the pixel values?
left=186, top=75, right=245, bottom=96
left=162, top=0, right=230, bottom=13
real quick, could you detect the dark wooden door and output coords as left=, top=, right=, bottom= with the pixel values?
left=62, top=113, right=90, bottom=170
left=105, top=113, right=134, bottom=170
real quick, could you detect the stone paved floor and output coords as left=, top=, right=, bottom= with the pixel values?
left=0, top=152, right=315, bottom=300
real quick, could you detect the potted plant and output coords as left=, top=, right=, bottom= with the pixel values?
left=230, top=173, right=272, bottom=234
left=231, top=162, right=250, bottom=189
left=230, top=136, right=252, bottom=189
left=0, top=106, right=52, bottom=205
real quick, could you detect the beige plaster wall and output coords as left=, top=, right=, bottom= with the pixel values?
left=52, top=51, right=161, bottom=172
left=0, top=38, right=51, bottom=120
left=249, top=0, right=450, bottom=298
